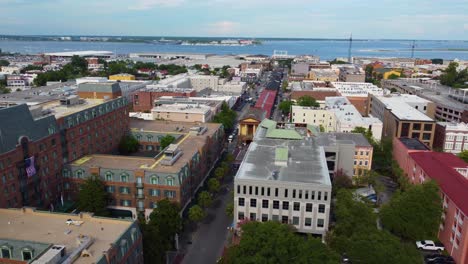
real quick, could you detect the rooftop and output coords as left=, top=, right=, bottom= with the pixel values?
left=0, top=82, right=76, bottom=106
left=398, top=137, right=430, bottom=151
left=437, top=122, right=468, bottom=131
left=409, top=152, right=468, bottom=214
left=236, top=130, right=330, bottom=186
left=152, top=103, right=212, bottom=114
left=332, top=82, right=384, bottom=97
left=326, top=97, right=382, bottom=127
left=374, top=94, right=434, bottom=121
left=73, top=120, right=221, bottom=174
left=330, top=133, right=372, bottom=147
left=0, top=207, right=134, bottom=264
left=40, top=98, right=106, bottom=119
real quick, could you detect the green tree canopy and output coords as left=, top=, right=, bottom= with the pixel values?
left=208, top=178, right=221, bottom=194
left=0, top=59, right=10, bottom=67
left=188, top=205, right=205, bottom=223
left=225, top=201, right=234, bottom=218
left=160, top=135, right=176, bottom=149
left=224, top=221, right=340, bottom=264
left=118, top=134, right=139, bottom=155
left=329, top=190, right=422, bottom=264
left=297, top=95, right=320, bottom=107
left=281, top=80, right=289, bottom=91
left=198, top=191, right=212, bottom=208
left=457, top=150, right=468, bottom=163
left=351, top=126, right=374, bottom=145
left=440, top=62, right=468, bottom=88
left=278, top=100, right=293, bottom=115
left=215, top=167, right=225, bottom=180
left=387, top=73, right=400, bottom=79
left=213, top=102, right=237, bottom=130
left=380, top=180, right=442, bottom=240
left=77, top=175, right=109, bottom=216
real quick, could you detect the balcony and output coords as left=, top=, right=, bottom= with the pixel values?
left=137, top=205, right=145, bottom=212
left=136, top=182, right=144, bottom=188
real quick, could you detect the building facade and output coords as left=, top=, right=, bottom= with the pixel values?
left=132, top=89, right=197, bottom=112
left=434, top=122, right=468, bottom=153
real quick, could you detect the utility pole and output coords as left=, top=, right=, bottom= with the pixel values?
left=348, top=33, right=353, bottom=63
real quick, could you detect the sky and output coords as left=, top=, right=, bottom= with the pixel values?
left=0, top=0, right=467, bottom=40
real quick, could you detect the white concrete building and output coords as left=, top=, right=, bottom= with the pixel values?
left=292, top=105, right=337, bottom=132
left=151, top=103, right=213, bottom=123
left=435, top=122, right=468, bottom=154
left=1, top=66, right=22, bottom=74
left=332, top=82, right=384, bottom=97
left=234, top=119, right=331, bottom=236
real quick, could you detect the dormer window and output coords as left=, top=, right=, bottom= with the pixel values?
left=1, top=245, right=12, bottom=259
left=21, top=247, right=33, bottom=261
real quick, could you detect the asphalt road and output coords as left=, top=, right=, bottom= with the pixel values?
left=181, top=180, right=233, bottom=264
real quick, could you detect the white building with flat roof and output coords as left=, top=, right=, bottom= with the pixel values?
left=332, top=82, right=384, bottom=97
left=150, top=103, right=213, bottom=123
left=435, top=122, right=468, bottom=154
left=234, top=119, right=332, bottom=236
left=370, top=93, right=434, bottom=122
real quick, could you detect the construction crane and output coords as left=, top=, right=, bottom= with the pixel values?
left=410, top=40, right=416, bottom=58
left=348, top=33, right=353, bottom=63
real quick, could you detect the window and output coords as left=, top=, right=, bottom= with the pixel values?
left=238, top=197, right=245, bottom=206
left=262, top=214, right=268, bottom=222
left=423, top=133, right=431, bottom=140
left=284, top=189, right=288, bottom=198
left=293, top=202, right=300, bottom=211
left=166, top=177, right=174, bottom=186
left=318, top=191, right=321, bottom=200
left=424, top=124, right=433, bottom=131
left=243, top=186, right=246, bottom=194
left=250, top=198, right=257, bottom=207
left=150, top=176, right=159, bottom=185
left=262, top=199, right=269, bottom=208
left=105, top=172, right=113, bottom=181
left=281, top=216, right=288, bottom=224
left=165, top=190, right=176, bottom=198
left=255, top=186, right=258, bottom=195
left=106, top=186, right=115, bottom=193
left=317, top=219, right=324, bottom=228
left=311, top=191, right=315, bottom=200
left=305, top=218, right=312, bottom=227
left=149, top=189, right=160, bottom=196
left=121, top=174, right=128, bottom=182
left=282, top=201, right=289, bottom=210
left=267, top=188, right=270, bottom=196
left=306, top=203, right=312, bottom=212
left=293, top=217, right=299, bottom=225
left=292, top=189, right=296, bottom=198
left=250, top=213, right=256, bottom=220
left=22, top=249, right=33, bottom=261
left=319, top=204, right=326, bottom=213
left=75, top=170, right=84, bottom=178
left=273, top=200, right=280, bottom=209
left=412, top=123, right=421, bottom=130
left=237, top=185, right=240, bottom=194
left=298, top=190, right=302, bottom=199
left=275, top=188, right=278, bottom=197
left=1, top=247, right=11, bottom=259
left=305, top=191, right=309, bottom=199
left=238, top=211, right=245, bottom=220
left=272, top=215, right=279, bottom=222
left=120, top=187, right=130, bottom=194
left=261, top=187, right=264, bottom=196
left=324, top=192, right=328, bottom=201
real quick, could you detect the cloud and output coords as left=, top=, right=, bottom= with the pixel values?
left=206, top=21, right=240, bottom=35
left=129, top=0, right=184, bottom=10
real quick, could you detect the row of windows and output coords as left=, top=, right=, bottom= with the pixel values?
left=64, top=170, right=177, bottom=186
left=65, top=99, right=125, bottom=129
left=236, top=185, right=328, bottom=201
left=444, top=142, right=468, bottom=151
left=354, top=160, right=369, bottom=166
left=105, top=187, right=177, bottom=198
left=238, top=198, right=326, bottom=213
left=0, top=246, right=34, bottom=261
left=237, top=212, right=325, bottom=228
left=354, top=151, right=370, bottom=156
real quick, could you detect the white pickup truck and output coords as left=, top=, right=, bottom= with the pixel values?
left=416, top=240, right=445, bottom=251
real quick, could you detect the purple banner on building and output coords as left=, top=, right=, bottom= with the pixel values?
left=25, top=156, right=36, bottom=177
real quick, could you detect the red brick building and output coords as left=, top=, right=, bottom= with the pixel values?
left=394, top=138, right=468, bottom=264
left=133, top=89, right=197, bottom=112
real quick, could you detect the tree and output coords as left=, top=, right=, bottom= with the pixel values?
left=388, top=73, right=400, bottom=79
left=278, top=100, right=293, bottom=115
left=297, top=95, right=320, bottom=107
left=380, top=181, right=442, bottom=241
left=215, top=167, right=225, bottom=180
left=329, top=190, right=422, bottom=264
left=225, top=202, right=234, bottom=218
left=77, top=175, right=109, bottom=216
left=458, top=150, right=468, bottom=163
left=225, top=153, right=235, bottom=163
left=70, top=55, right=88, bottom=75
left=0, top=59, right=9, bottom=67
left=198, top=191, right=212, bottom=208
left=365, top=64, right=374, bottom=82
left=208, top=178, right=221, bottom=194
left=20, top=64, right=43, bottom=73
left=143, top=199, right=182, bottom=264
left=160, top=135, right=175, bottom=149
left=333, top=171, right=353, bottom=191
left=351, top=126, right=374, bottom=145
left=440, top=62, right=468, bottom=88
left=213, top=102, right=237, bottom=131
left=118, top=134, right=139, bottom=155
left=281, top=80, right=288, bottom=91
left=319, top=124, right=325, bottom=132
left=188, top=205, right=205, bottom=223
left=329, top=59, right=348, bottom=64
left=223, top=221, right=340, bottom=264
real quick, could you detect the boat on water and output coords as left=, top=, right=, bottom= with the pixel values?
left=150, top=38, right=182, bottom=45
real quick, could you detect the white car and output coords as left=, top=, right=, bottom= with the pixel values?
left=416, top=240, right=445, bottom=251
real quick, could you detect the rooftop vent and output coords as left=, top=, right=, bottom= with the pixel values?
left=161, top=144, right=183, bottom=166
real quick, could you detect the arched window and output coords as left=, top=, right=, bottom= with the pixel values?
left=63, top=169, right=70, bottom=178
left=75, top=170, right=84, bottom=178
left=105, top=171, right=113, bottom=181
left=121, top=173, right=129, bottom=182
left=166, top=177, right=174, bottom=186
left=1, top=245, right=12, bottom=259
left=21, top=247, right=33, bottom=261
left=150, top=175, right=159, bottom=185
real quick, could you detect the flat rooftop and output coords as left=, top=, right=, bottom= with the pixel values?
left=0, top=82, right=76, bottom=106
left=40, top=98, right=105, bottom=119
left=398, top=137, right=430, bottom=150
left=332, top=82, right=384, bottom=97
left=152, top=103, right=211, bottom=114
left=73, top=120, right=221, bottom=173
left=0, top=208, right=133, bottom=264
left=375, top=94, right=434, bottom=121
left=236, top=120, right=330, bottom=186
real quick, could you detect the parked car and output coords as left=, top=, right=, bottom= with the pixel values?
left=425, top=254, right=454, bottom=263
left=416, top=240, right=445, bottom=251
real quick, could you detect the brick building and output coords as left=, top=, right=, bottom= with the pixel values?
left=133, top=89, right=197, bottom=112
left=63, top=120, right=224, bottom=219
left=77, top=83, right=122, bottom=99
left=0, top=94, right=129, bottom=210
left=393, top=139, right=468, bottom=264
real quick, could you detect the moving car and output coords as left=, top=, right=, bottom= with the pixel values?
left=416, top=240, right=445, bottom=251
